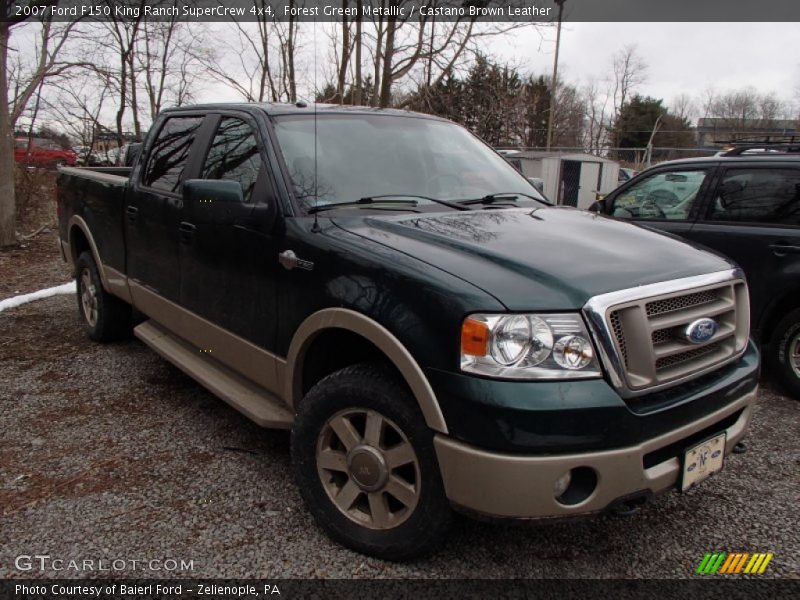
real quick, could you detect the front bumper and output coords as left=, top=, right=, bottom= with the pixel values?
left=434, top=385, right=756, bottom=519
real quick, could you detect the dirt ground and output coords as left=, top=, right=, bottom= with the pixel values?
left=0, top=229, right=72, bottom=298
left=1, top=168, right=70, bottom=297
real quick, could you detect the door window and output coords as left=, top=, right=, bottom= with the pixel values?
left=201, top=117, right=262, bottom=202
left=143, top=116, right=204, bottom=193
left=612, top=169, right=709, bottom=220
left=709, top=168, right=800, bottom=226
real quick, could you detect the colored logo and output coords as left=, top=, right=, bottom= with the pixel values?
left=684, top=318, right=718, bottom=344
left=696, top=552, right=773, bottom=575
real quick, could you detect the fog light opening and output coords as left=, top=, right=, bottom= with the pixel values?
left=555, top=467, right=598, bottom=506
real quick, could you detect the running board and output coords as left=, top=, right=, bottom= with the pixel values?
left=134, top=320, right=293, bottom=429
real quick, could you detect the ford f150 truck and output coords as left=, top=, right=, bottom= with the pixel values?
left=56, top=104, right=759, bottom=560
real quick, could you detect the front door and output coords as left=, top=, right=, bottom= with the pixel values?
left=561, top=160, right=581, bottom=207
left=688, top=164, right=800, bottom=335
left=179, top=114, right=281, bottom=349
left=605, top=165, right=715, bottom=240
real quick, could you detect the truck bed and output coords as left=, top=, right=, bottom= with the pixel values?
left=56, top=166, right=131, bottom=279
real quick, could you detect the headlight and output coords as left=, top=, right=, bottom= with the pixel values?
left=460, top=313, right=601, bottom=379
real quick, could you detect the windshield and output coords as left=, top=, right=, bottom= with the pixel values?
left=273, top=113, right=545, bottom=211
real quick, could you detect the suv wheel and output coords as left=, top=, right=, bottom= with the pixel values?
left=291, top=363, right=453, bottom=560
left=770, top=308, right=800, bottom=399
left=75, top=251, right=132, bottom=341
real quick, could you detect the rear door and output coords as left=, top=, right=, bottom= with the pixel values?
left=125, top=114, right=207, bottom=302
left=605, top=164, right=716, bottom=239
left=689, top=163, right=800, bottom=335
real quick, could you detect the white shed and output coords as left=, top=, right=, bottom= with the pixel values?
left=503, top=151, right=620, bottom=209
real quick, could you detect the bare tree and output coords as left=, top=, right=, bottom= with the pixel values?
left=1, top=3, right=81, bottom=247
left=42, top=69, right=113, bottom=152
left=97, top=0, right=146, bottom=144
left=705, top=87, right=791, bottom=128
left=364, top=11, right=533, bottom=109
left=610, top=44, right=647, bottom=145
left=138, top=18, right=199, bottom=121
left=669, top=93, right=696, bottom=125
left=582, top=79, right=611, bottom=154
left=194, top=6, right=299, bottom=104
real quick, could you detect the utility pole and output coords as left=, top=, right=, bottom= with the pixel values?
left=545, top=0, right=566, bottom=151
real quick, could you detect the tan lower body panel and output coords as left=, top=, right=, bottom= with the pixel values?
left=128, top=280, right=286, bottom=398
left=434, top=387, right=756, bottom=518
left=135, top=320, right=293, bottom=429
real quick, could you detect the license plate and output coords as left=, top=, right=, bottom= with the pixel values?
left=681, top=432, right=726, bottom=492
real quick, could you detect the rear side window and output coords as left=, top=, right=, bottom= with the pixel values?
left=710, top=168, right=800, bottom=225
left=201, top=117, right=262, bottom=202
left=143, top=116, right=203, bottom=192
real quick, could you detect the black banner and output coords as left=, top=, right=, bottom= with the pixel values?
left=5, top=0, right=800, bottom=23
left=2, top=580, right=800, bottom=600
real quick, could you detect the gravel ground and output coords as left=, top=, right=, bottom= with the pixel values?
left=0, top=246, right=798, bottom=580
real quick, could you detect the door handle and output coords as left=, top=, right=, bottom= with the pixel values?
left=769, top=243, right=800, bottom=256
left=125, top=205, right=138, bottom=222
left=178, top=221, right=196, bottom=244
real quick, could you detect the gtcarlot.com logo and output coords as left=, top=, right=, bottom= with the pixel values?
left=696, top=552, right=774, bottom=575
left=15, top=554, right=195, bottom=573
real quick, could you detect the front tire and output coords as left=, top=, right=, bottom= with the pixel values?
left=75, top=251, right=131, bottom=342
left=291, top=363, right=453, bottom=561
left=769, top=308, right=800, bottom=400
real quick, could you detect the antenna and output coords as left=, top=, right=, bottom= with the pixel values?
left=311, top=19, right=321, bottom=233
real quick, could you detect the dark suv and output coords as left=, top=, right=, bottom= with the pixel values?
left=593, top=146, right=800, bottom=398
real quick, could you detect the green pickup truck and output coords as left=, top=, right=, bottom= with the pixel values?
left=56, top=104, right=758, bottom=560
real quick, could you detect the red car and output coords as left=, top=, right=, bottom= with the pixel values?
left=14, top=137, right=77, bottom=167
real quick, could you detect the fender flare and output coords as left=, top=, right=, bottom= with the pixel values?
left=284, top=308, right=448, bottom=434
left=68, top=215, right=110, bottom=291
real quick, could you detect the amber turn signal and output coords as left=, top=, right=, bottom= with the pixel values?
left=461, top=318, right=490, bottom=357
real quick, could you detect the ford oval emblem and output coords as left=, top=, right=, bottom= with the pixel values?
left=684, top=318, right=718, bottom=344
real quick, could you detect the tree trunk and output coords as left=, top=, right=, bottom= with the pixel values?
left=287, top=13, right=296, bottom=102
left=371, top=10, right=384, bottom=107
left=0, top=24, right=16, bottom=247
left=378, top=17, right=396, bottom=108
left=337, top=7, right=350, bottom=103
left=353, top=3, right=362, bottom=105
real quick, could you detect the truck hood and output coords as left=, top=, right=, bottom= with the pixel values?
left=332, top=207, right=735, bottom=310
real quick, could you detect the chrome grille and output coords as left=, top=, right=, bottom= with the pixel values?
left=654, top=341, right=724, bottom=370
left=583, top=270, right=750, bottom=398
left=651, top=328, right=674, bottom=345
left=610, top=311, right=628, bottom=367
left=645, top=290, right=718, bottom=317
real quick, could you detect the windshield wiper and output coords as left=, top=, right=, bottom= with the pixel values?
left=458, top=192, right=548, bottom=206
left=307, top=194, right=470, bottom=214
left=307, top=197, right=418, bottom=214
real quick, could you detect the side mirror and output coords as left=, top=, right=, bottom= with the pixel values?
left=184, top=179, right=244, bottom=226
left=588, top=198, right=607, bottom=214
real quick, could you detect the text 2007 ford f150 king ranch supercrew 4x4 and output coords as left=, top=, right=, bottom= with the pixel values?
left=56, top=104, right=759, bottom=560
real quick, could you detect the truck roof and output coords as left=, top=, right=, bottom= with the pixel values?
left=644, top=154, right=800, bottom=169
left=160, top=102, right=448, bottom=121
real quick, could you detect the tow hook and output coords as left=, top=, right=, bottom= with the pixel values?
left=610, top=502, right=641, bottom=517
left=733, top=442, right=747, bottom=454
left=608, top=494, right=650, bottom=517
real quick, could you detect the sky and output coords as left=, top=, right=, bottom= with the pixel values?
left=491, top=22, right=800, bottom=114
left=16, top=20, right=800, bottom=134
left=194, top=21, right=800, bottom=120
